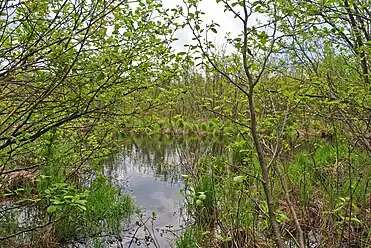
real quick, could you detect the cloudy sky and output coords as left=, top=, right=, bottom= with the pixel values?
left=162, top=0, right=243, bottom=51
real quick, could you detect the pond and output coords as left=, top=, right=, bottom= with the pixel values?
left=0, top=135, right=230, bottom=248
left=1, top=134, right=328, bottom=247
left=101, top=135, right=230, bottom=247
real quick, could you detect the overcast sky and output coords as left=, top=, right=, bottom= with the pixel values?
left=162, top=0, right=243, bottom=51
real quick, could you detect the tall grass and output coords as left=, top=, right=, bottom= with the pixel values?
left=178, top=138, right=371, bottom=247
left=55, top=183, right=134, bottom=244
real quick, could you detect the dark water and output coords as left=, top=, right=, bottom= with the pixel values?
left=102, top=135, right=229, bottom=247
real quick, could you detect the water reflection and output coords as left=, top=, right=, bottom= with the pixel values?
left=104, top=135, right=229, bottom=247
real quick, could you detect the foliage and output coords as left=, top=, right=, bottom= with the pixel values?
left=178, top=139, right=370, bottom=247
left=0, top=0, right=182, bottom=246
left=55, top=183, right=134, bottom=244
left=1, top=0, right=371, bottom=246
left=174, top=0, right=370, bottom=246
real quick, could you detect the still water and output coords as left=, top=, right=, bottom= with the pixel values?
left=102, top=135, right=229, bottom=247
left=0, top=135, right=229, bottom=248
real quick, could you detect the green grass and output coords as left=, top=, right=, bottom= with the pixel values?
left=177, top=138, right=371, bottom=247
left=176, top=225, right=205, bottom=248
left=55, top=182, right=135, bottom=244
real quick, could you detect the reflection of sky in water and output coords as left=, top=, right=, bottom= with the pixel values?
left=103, top=136, right=228, bottom=247
left=107, top=140, right=188, bottom=247
left=128, top=172, right=183, bottom=217
left=125, top=171, right=185, bottom=247
left=2, top=136, right=227, bottom=248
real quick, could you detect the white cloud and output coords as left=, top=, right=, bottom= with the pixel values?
left=162, top=0, right=243, bottom=52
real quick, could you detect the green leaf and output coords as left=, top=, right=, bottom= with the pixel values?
left=51, top=199, right=64, bottom=205
left=47, top=205, right=57, bottom=213
left=74, top=199, right=87, bottom=205
left=233, top=175, right=245, bottom=184
left=349, top=217, right=361, bottom=224
left=198, top=194, right=206, bottom=200
left=77, top=205, right=87, bottom=211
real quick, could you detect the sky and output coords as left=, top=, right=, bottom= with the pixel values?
left=162, top=0, right=243, bottom=51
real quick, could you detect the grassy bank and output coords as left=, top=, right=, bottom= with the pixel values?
left=178, top=138, right=371, bottom=247
left=0, top=123, right=136, bottom=247
left=122, top=116, right=240, bottom=137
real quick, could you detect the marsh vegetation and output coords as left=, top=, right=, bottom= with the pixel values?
left=0, top=0, right=370, bottom=247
